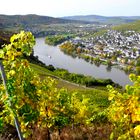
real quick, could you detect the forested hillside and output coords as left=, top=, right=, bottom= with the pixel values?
left=0, top=14, right=90, bottom=28
left=62, top=15, right=140, bottom=25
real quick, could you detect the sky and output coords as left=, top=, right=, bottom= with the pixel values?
left=0, top=0, right=140, bottom=17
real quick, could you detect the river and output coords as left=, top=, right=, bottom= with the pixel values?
left=33, top=38, right=133, bottom=87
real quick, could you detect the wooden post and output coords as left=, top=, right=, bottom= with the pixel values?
left=0, top=62, right=24, bottom=140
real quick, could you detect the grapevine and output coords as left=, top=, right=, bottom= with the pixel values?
left=107, top=74, right=140, bottom=139
left=0, top=31, right=97, bottom=139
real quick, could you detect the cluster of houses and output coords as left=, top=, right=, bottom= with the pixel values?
left=70, top=30, right=140, bottom=65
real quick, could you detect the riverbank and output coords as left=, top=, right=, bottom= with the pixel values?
left=30, top=63, right=108, bottom=90
left=34, top=38, right=132, bottom=86
left=30, top=60, right=121, bottom=89
left=59, top=41, right=137, bottom=75
left=44, top=35, right=137, bottom=75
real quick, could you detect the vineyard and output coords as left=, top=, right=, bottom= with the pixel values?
left=0, top=31, right=140, bottom=140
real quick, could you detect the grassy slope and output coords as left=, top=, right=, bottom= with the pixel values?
left=31, top=63, right=109, bottom=108
left=112, top=20, right=140, bottom=32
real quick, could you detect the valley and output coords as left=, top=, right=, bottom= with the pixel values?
left=0, top=13, right=140, bottom=140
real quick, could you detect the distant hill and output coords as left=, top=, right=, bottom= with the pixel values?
left=0, top=14, right=100, bottom=37
left=0, top=14, right=93, bottom=29
left=62, top=15, right=140, bottom=25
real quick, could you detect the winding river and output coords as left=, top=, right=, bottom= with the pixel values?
left=33, top=38, right=133, bottom=87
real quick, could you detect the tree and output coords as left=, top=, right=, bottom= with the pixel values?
left=94, top=57, right=101, bottom=66
left=124, top=57, right=128, bottom=64
left=136, top=58, right=140, bottom=67
left=76, top=47, right=82, bottom=54
left=106, top=59, right=112, bottom=66
left=132, top=48, right=137, bottom=55
left=136, top=66, right=140, bottom=75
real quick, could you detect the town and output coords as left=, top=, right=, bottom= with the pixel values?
left=69, top=30, right=140, bottom=70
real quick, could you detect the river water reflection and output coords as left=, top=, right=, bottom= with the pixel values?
left=34, top=38, right=133, bottom=87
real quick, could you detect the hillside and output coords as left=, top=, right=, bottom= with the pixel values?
left=90, top=20, right=140, bottom=38
left=62, top=15, right=140, bottom=25
left=0, top=14, right=91, bottom=28
left=112, top=20, right=140, bottom=32
left=0, top=14, right=96, bottom=37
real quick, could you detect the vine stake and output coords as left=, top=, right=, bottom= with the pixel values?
left=0, top=62, right=24, bottom=140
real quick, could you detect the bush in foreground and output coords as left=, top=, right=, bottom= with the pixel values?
left=107, top=74, right=140, bottom=139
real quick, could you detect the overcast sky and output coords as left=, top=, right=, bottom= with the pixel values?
left=0, top=0, right=139, bottom=17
